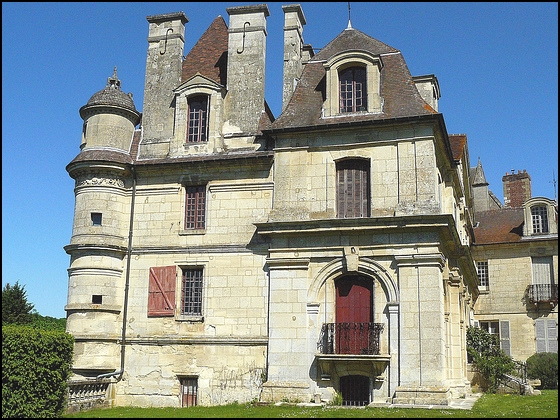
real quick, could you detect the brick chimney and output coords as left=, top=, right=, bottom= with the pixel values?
left=502, top=169, right=531, bottom=207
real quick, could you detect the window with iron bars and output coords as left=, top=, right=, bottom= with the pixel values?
left=181, top=268, right=203, bottom=316
left=185, top=186, right=206, bottom=229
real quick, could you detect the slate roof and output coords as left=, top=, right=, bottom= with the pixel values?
left=270, top=27, right=437, bottom=131
left=473, top=208, right=524, bottom=244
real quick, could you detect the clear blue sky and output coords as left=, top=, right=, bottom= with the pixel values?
left=2, top=2, right=558, bottom=318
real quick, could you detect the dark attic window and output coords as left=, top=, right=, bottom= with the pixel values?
left=91, top=212, right=102, bottom=226
left=92, top=295, right=103, bottom=304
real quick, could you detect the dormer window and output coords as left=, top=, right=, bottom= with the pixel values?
left=531, top=206, right=549, bottom=234
left=339, top=66, right=367, bottom=113
left=187, top=95, right=209, bottom=143
left=522, top=197, right=557, bottom=237
left=323, top=52, right=382, bottom=118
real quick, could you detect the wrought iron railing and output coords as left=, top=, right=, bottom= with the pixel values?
left=317, top=322, right=384, bottom=355
left=528, top=284, right=558, bottom=304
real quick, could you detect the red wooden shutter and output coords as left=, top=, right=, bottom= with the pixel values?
left=148, top=266, right=176, bottom=317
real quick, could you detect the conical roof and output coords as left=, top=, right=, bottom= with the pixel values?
left=79, top=67, right=140, bottom=122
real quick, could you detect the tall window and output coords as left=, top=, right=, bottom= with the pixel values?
left=187, top=95, right=208, bottom=143
left=480, top=320, right=511, bottom=356
left=531, top=206, right=549, bottom=234
left=339, top=67, right=367, bottom=113
left=336, top=159, right=370, bottom=218
left=181, top=268, right=203, bottom=316
left=185, top=186, right=206, bottom=229
left=477, top=261, right=489, bottom=289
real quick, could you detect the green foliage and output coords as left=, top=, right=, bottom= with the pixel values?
left=466, top=326, right=515, bottom=393
left=2, top=324, right=74, bottom=418
left=329, top=391, right=343, bottom=406
left=29, top=312, right=67, bottom=331
left=2, top=281, right=35, bottom=325
left=526, top=352, right=558, bottom=389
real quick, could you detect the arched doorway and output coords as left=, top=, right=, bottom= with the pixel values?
left=335, top=275, right=373, bottom=354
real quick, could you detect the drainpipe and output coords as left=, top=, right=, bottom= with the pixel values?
left=97, top=165, right=137, bottom=381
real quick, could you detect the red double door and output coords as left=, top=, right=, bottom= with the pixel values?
left=335, top=276, right=373, bottom=354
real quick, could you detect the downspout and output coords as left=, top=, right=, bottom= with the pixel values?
left=97, top=165, right=137, bottom=381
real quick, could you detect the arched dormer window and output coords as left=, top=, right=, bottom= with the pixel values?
left=522, top=197, right=558, bottom=236
left=323, top=51, right=382, bottom=118
left=339, top=66, right=367, bottom=113
left=187, top=95, right=209, bottom=143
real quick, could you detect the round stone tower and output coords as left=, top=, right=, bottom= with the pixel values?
left=64, top=69, right=140, bottom=379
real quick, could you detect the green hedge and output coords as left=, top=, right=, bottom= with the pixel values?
left=526, top=352, right=558, bottom=389
left=2, top=325, right=74, bottom=418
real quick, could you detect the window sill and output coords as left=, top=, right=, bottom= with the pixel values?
left=179, top=229, right=206, bottom=236
left=176, top=315, right=204, bottom=323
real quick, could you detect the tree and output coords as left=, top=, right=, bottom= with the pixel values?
left=466, top=326, right=515, bottom=393
left=2, top=281, right=35, bottom=325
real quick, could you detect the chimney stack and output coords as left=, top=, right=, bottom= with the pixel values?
left=502, top=169, right=531, bottom=207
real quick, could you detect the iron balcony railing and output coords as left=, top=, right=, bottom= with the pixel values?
left=528, top=284, right=558, bottom=304
left=317, top=322, right=384, bottom=355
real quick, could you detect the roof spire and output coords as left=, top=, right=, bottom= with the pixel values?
left=346, top=2, right=352, bottom=29
left=107, top=66, right=121, bottom=90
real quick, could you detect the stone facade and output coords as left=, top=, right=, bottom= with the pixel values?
left=64, top=3, right=555, bottom=410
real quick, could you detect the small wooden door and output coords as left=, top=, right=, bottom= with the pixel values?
left=335, top=276, right=372, bottom=354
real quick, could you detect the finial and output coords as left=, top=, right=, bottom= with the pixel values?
left=107, top=66, right=121, bottom=89
left=347, top=2, right=352, bottom=29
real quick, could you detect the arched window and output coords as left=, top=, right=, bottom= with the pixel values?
left=531, top=205, right=549, bottom=234
left=339, top=67, right=367, bottom=113
left=336, top=159, right=370, bottom=218
left=187, top=95, right=208, bottom=143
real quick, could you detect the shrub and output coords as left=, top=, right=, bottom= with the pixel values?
left=526, top=352, right=558, bottom=389
left=466, top=326, right=515, bottom=393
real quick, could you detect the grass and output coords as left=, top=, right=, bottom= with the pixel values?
left=63, top=390, right=558, bottom=418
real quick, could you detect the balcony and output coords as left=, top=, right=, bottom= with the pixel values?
left=527, top=284, right=558, bottom=305
left=315, top=322, right=389, bottom=382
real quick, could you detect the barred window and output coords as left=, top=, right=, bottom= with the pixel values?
left=185, top=186, right=206, bottom=229
left=339, top=67, right=367, bottom=113
left=531, top=206, right=549, bottom=234
left=187, top=95, right=208, bottom=143
left=181, top=268, right=203, bottom=316
left=477, top=261, right=489, bottom=289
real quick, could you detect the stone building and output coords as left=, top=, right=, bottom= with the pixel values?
left=64, top=3, right=554, bottom=409
left=470, top=166, right=558, bottom=361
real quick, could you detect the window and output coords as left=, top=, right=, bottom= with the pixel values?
left=91, top=212, right=102, bottom=226
left=148, top=266, right=176, bottom=317
left=180, top=377, right=198, bottom=407
left=181, top=268, right=203, bottom=316
left=187, top=95, right=208, bottom=143
left=535, top=319, right=558, bottom=353
left=477, top=261, right=489, bottom=289
left=92, top=294, right=102, bottom=304
left=336, top=159, right=370, bottom=218
left=529, top=256, right=556, bottom=303
left=185, top=186, right=206, bottom=229
left=531, top=206, right=549, bottom=234
left=339, top=67, right=367, bottom=113
left=480, top=320, right=511, bottom=356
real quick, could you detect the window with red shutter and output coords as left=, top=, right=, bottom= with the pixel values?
left=147, top=266, right=176, bottom=317
left=336, top=159, right=370, bottom=218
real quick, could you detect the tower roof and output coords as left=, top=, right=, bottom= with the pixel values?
left=80, top=68, right=140, bottom=121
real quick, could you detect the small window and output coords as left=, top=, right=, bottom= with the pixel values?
left=339, top=67, right=367, bottom=113
left=531, top=206, right=549, bottom=234
left=91, top=212, right=102, bottom=226
left=187, top=95, right=208, bottom=143
left=180, top=377, right=198, bottom=407
left=92, top=295, right=102, bottom=304
left=185, top=186, right=206, bottom=229
left=336, top=159, right=370, bottom=218
left=181, top=268, right=203, bottom=316
left=477, top=261, right=489, bottom=289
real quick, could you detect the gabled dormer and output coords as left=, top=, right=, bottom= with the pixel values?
left=522, top=197, right=558, bottom=237
left=171, top=74, right=226, bottom=156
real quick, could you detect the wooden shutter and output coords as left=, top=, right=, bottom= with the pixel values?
left=536, top=319, right=558, bottom=353
left=499, top=320, right=510, bottom=356
left=547, top=320, right=558, bottom=353
left=148, top=266, right=176, bottom=317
